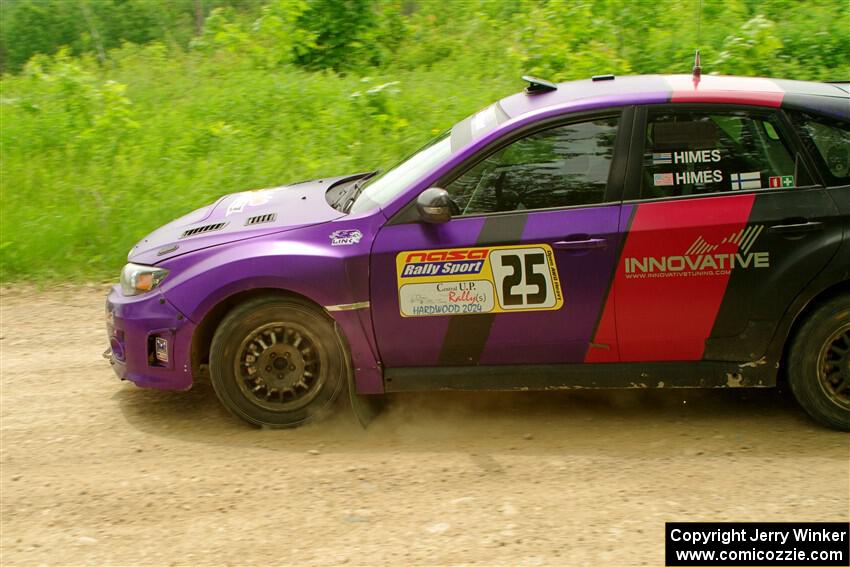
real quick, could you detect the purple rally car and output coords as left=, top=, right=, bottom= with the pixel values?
left=105, top=73, right=850, bottom=430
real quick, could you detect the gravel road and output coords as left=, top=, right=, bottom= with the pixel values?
left=1, top=285, right=848, bottom=566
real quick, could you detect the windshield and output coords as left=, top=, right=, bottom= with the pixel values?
left=349, top=131, right=452, bottom=214
left=348, top=102, right=509, bottom=214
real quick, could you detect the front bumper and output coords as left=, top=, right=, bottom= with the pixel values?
left=105, top=285, right=195, bottom=390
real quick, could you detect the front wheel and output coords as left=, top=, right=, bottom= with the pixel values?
left=787, top=294, right=850, bottom=431
left=209, top=296, right=347, bottom=428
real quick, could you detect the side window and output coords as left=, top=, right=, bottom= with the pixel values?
left=791, top=112, right=850, bottom=186
left=445, top=117, right=619, bottom=215
left=640, top=110, right=813, bottom=199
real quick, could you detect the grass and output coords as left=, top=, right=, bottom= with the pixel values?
left=0, top=47, right=520, bottom=281
left=2, top=0, right=848, bottom=281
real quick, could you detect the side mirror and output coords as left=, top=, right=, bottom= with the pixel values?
left=416, top=188, right=457, bottom=223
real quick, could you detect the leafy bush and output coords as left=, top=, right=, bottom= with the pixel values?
left=0, top=0, right=848, bottom=281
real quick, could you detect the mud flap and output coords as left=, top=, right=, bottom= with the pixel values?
left=336, top=322, right=385, bottom=428
left=347, top=374, right=386, bottom=428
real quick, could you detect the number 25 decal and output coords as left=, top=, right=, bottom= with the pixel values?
left=394, top=243, right=563, bottom=316
left=490, top=248, right=559, bottom=310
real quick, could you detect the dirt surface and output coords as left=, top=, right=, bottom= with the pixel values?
left=1, top=285, right=848, bottom=566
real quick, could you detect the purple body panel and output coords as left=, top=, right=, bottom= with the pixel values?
left=498, top=75, right=672, bottom=118
left=369, top=217, right=488, bottom=366
left=104, top=74, right=847, bottom=396
left=479, top=205, right=628, bottom=364
left=129, top=175, right=354, bottom=265
left=106, top=286, right=195, bottom=390
left=159, top=215, right=386, bottom=394
left=109, top=197, right=387, bottom=394
left=369, top=206, right=624, bottom=367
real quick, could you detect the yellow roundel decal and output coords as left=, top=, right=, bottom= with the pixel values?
left=395, top=244, right=563, bottom=317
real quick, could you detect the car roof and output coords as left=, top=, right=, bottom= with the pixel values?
left=497, top=74, right=850, bottom=121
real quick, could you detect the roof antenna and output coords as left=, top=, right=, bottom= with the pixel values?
left=692, top=0, right=703, bottom=84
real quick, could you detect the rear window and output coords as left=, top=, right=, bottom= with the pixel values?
left=640, top=109, right=813, bottom=199
left=791, top=113, right=850, bottom=186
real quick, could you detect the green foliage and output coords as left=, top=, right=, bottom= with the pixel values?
left=1, top=0, right=848, bottom=281
left=716, top=15, right=783, bottom=75
left=0, top=0, right=275, bottom=72
left=1, top=0, right=83, bottom=71
left=510, top=1, right=633, bottom=80
left=21, top=49, right=139, bottom=149
left=293, top=0, right=380, bottom=70
left=190, top=1, right=315, bottom=69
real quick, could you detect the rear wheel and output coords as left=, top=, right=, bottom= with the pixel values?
left=788, top=294, right=850, bottom=431
left=210, top=296, right=346, bottom=428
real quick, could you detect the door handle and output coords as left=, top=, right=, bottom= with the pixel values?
left=767, top=220, right=824, bottom=234
left=553, top=237, right=608, bottom=250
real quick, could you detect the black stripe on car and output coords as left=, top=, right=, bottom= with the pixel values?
left=437, top=213, right=529, bottom=365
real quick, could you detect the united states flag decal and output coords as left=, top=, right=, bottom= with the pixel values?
left=730, top=171, right=761, bottom=190
left=653, top=173, right=674, bottom=186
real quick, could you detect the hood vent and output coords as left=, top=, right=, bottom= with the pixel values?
left=180, top=222, right=227, bottom=239
left=245, top=213, right=276, bottom=226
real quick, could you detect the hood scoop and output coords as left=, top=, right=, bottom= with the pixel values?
left=245, top=213, right=277, bottom=226
left=129, top=173, right=360, bottom=264
left=180, top=221, right=228, bottom=239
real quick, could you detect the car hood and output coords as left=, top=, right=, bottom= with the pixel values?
left=128, top=173, right=365, bottom=264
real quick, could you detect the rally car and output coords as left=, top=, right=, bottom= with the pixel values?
left=105, top=72, right=850, bottom=430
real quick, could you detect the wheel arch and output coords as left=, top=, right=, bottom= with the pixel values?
left=778, top=279, right=850, bottom=383
left=189, top=287, right=333, bottom=380
left=159, top=236, right=383, bottom=393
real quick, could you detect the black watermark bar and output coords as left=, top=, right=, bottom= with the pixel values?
left=666, top=522, right=849, bottom=566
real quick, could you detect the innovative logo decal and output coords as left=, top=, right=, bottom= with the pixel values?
left=396, top=245, right=563, bottom=317
left=624, top=225, right=768, bottom=279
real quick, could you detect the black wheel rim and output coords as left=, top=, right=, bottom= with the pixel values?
left=817, top=323, right=850, bottom=410
left=235, top=322, right=326, bottom=412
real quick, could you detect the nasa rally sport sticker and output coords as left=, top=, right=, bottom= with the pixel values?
left=395, top=245, right=564, bottom=317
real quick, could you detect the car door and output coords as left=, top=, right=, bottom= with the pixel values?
left=600, top=105, right=842, bottom=363
left=369, top=111, right=630, bottom=371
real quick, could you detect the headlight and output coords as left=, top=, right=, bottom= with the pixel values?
left=120, top=263, right=169, bottom=296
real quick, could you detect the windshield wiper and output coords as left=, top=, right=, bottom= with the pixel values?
left=329, top=171, right=377, bottom=210
left=342, top=170, right=380, bottom=213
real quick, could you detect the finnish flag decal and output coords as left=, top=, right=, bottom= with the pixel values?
left=730, top=171, right=761, bottom=190
left=652, top=152, right=672, bottom=165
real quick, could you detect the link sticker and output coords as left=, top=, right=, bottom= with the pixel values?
left=396, top=245, right=563, bottom=317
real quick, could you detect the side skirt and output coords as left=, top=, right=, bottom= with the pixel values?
left=384, top=362, right=776, bottom=392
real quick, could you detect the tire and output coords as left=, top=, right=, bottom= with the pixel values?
left=209, top=295, right=347, bottom=428
left=787, top=294, right=850, bottom=431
